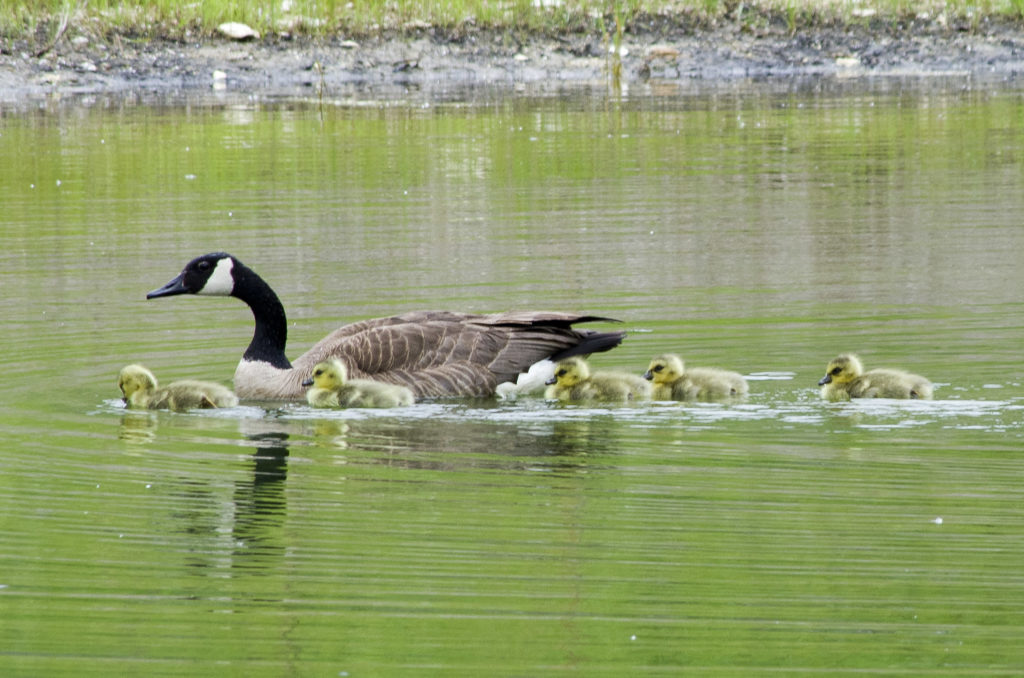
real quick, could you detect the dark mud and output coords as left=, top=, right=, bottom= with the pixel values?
left=3, top=17, right=1024, bottom=103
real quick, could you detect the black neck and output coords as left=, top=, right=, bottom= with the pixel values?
left=233, top=262, right=293, bottom=369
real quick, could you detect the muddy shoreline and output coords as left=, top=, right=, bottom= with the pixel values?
left=3, top=18, right=1024, bottom=103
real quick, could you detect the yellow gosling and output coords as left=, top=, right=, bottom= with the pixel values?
left=303, top=359, right=415, bottom=408
left=118, top=364, right=239, bottom=411
left=643, top=354, right=749, bottom=401
left=818, top=354, right=934, bottom=401
left=544, top=356, right=651, bottom=402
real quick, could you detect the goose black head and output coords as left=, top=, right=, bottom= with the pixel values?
left=147, top=252, right=238, bottom=299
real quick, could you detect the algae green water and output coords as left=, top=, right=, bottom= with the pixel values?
left=2, top=81, right=1023, bottom=675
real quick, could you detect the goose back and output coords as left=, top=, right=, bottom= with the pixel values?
left=148, top=380, right=240, bottom=410
left=665, top=368, right=749, bottom=400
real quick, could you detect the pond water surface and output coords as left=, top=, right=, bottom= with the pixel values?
left=2, top=79, right=1024, bottom=675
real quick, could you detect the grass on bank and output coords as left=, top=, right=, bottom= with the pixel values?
left=2, top=0, right=1023, bottom=44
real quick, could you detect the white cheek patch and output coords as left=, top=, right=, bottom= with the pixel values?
left=198, top=257, right=235, bottom=296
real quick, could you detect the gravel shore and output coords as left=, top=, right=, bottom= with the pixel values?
left=3, top=17, right=1024, bottom=102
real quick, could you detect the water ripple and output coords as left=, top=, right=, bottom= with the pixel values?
left=271, top=391, right=1023, bottom=435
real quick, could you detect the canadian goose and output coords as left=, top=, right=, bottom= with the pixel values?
left=818, top=353, right=934, bottom=400
left=544, top=356, right=652, bottom=402
left=118, top=364, right=239, bottom=411
left=302, top=359, right=415, bottom=408
left=147, top=253, right=626, bottom=401
left=643, top=354, right=749, bottom=400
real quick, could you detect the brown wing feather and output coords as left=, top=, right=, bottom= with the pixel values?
left=288, top=311, right=622, bottom=398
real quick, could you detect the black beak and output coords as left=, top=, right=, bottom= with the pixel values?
left=147, top=273, right=189, bottom=299
left=301, top=377, right=314, bottom=387
left=818, top=375, right=832, bottom=386
left=544, top=376, right=557, bottom=385
left=643, top=371, right=653, bottom=380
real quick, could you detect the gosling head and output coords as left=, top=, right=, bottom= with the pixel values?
left=545, top=356, right=590, bottom=387
left=644, top=354, right=685, bottom=384
left=302, top=359, right=348, bottom=389
left=118, top=364, right=158, bottom=404
left=147, top=252, right=241, bottom=299
left=818, top=354, right=864, bottom=387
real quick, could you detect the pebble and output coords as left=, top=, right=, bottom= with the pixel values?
left=217, top=22, right=260, bottom=40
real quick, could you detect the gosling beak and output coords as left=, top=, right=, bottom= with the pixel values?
left=147, top=273, right=189, bottom=299
left=818, top=374, right=832, bottom=386
left=301, top=377, right=314, bottom=387
left=643, top=370, right=653, bottom=380
left=544, top=376, right=557, bottom=386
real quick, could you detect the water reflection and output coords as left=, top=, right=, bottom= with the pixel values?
left=309, top=419, right=350, bottom=449
left=118, top=409, right=158, bottom=444
left=231, top=431, right=289, bottom=575
left=6, top=82, right=1024, bottom=674
left=292, top=407, right=618, bottom=473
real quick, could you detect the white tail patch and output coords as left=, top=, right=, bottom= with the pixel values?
left=495, top=359, right=555, bottom=400
left=199, top=257, right=235, bottom=296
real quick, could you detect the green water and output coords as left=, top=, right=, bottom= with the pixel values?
left=2, top=81, right=1024, bottom=675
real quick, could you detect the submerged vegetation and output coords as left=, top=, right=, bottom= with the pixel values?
left=1, top=0, right=1023, bottom=45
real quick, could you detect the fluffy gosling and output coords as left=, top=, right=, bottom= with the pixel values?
left=118, top=364, right=239, bottom=411
left=643, top=354, right=749, bottom=400
left=818, top=354, right=933, bottom=400
left=302, top=359, right=415, bottom=408
left=544, top=356, right=651, bottom=402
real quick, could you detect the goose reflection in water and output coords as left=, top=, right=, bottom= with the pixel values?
left=230, top=429, right=290, bottom=575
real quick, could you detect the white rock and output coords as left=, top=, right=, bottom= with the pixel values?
left=217, top=22, right=260, bottom=40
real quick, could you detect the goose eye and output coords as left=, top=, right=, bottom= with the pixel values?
left=831, top=367, right=842, bottom=375
left=653, top=365, right=664, bottom=372
left=198, top=261, right=211, bottom=272
left=557, top=369, right=567, bottom=377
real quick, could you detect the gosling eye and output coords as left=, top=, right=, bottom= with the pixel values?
left=556, top=369, right=567, bottom=377
left=653, top=365, right=664, bottom=372
left=831, top=367, right=842, bottom=375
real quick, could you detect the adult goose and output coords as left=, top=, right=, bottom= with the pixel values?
left=147, top=253, right=627, bottom=401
